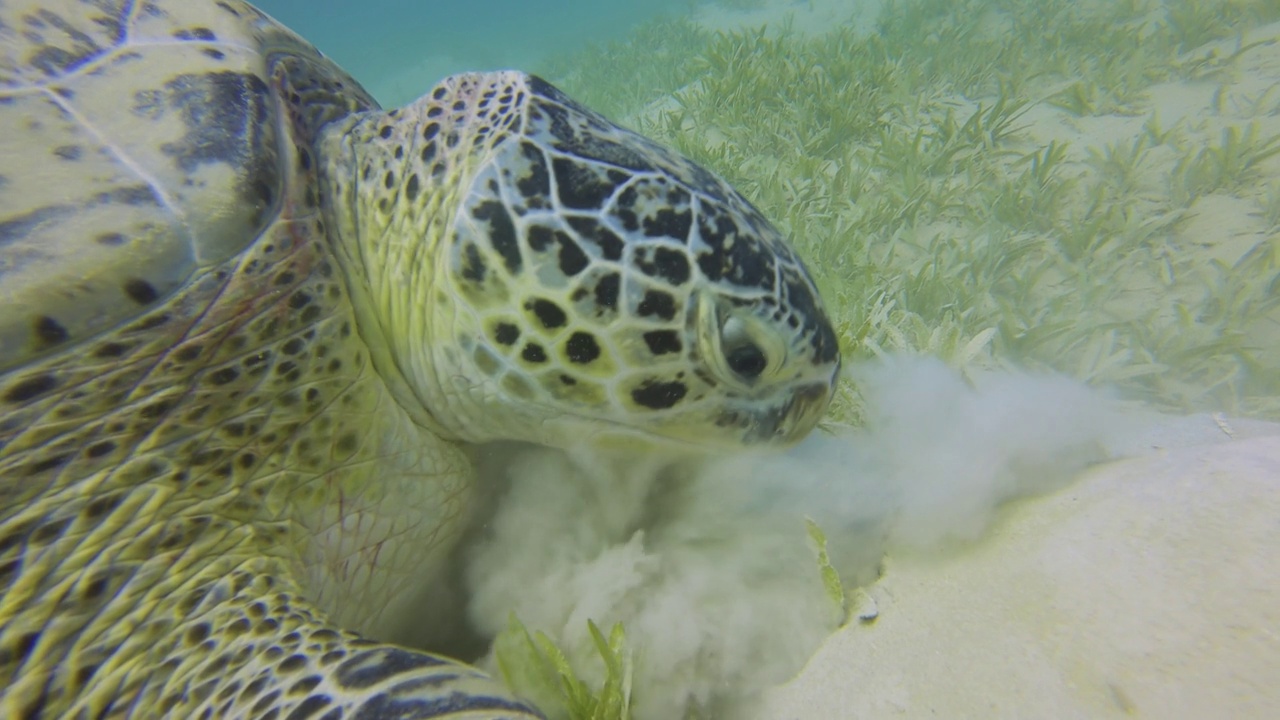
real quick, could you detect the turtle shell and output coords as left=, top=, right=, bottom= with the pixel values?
left=0, top=0, right=374, bottom=371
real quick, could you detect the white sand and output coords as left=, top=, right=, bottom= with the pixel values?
left=753, top=427, right=1280, bottom=719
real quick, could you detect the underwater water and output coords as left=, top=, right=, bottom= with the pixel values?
left=255, top=0, right=691, bottom=105
left=252, top=0, right=1280, bottom=718
left=3, top=1, right=1270, bottom=719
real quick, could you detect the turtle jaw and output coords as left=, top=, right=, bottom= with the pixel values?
left=516, top=374, right=837, bottom=455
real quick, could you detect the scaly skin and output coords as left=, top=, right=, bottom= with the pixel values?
left=0, top=0, right=840, bottom=717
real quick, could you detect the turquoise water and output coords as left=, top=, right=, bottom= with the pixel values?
left=256, top=0, right=688, bottom=104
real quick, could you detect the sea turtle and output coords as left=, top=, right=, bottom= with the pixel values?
left=0, top=0, right=840, bottom=717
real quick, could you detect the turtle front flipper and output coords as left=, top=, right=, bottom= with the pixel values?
left=0, top=555, right=543, bottom=718
left=131, top=565, right=544, bottom=719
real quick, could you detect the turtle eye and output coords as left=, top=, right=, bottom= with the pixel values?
left=725, top=342, right=768, bottom=380
left=721, top=316, right=770, bottom=382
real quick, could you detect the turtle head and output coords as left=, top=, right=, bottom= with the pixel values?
left=334, top=72, right=840, bottom=451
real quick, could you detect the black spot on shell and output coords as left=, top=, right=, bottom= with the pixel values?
left=155, top=71, right=277, bottom=223
left=154, top=72, right=270, bottom=173
left=124, top=278, right=159, bottom=305
left=0, top=205, right=67, bottom=246
left=405, top=174, right=420, bottom=201
left=95, top=232, right=126, bottom=246
left=521, top=343, right=547, bottom=363
left=565, top=332, right=600, bottom=364
left=95, top=185, right=160, bottom=207
left=631, top=380, right=688, bottom=410
left=203, top=48, right=225, bottom=60
left=28, top=10, right=108, bottom=78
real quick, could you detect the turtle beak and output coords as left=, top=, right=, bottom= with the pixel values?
left=718, top=377, right=835, bottom=448
left=763, top=380, right=835, bottom=446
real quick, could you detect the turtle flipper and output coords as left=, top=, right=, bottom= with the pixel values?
left=100, top=567, right=544, bottom=719
left=276, top=644, right=543, bottom=719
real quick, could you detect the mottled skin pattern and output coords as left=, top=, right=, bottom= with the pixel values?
left=0, top=1, right=840, bottom=718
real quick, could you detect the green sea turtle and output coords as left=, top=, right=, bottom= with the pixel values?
left=0, top=0, right=840, bottom=717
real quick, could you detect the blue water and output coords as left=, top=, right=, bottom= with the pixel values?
left=255, top=0, right=687, bottom=104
